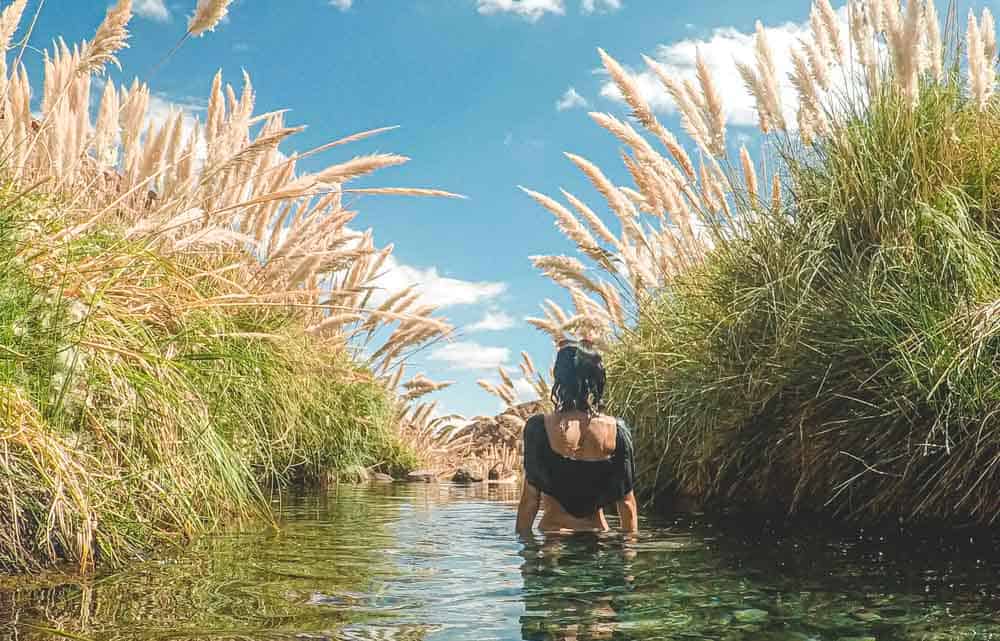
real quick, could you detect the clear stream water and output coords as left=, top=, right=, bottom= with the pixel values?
left=2, top=484, right=998, bottom=641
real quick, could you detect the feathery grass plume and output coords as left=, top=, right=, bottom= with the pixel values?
left=92, top=81, right=119, bottom=167
left=563, top=152, right=635, bottom=225
left=596, top=47, right=699, bottom=174
left=867, top=0, right=884, bottom=32
left=770, top=173, right=781, bottom=212
left=694, top=49, right=727, bottom=156
left=597, top=280, right=626, bottom=327
left=79, top=0, right=132, bottom=74
left=810, top=6, right=833, bottom=64
left=849, top=0, right=878, bottom=88
left=312, top=153, right=410, bottom=186
left=817, top=0, right=845, bottom=64
left=0, top=0, right=25, bottom=47
left=402, top=374, right=454, bottom=402
left=531, top=254, right=602, bottom=295
left=0, top=0, right=26, bottom=87
left=791, top=47, right=822, bottom=143
left=881, top=0, right=901, bottom=35
left=880, top=0, right=918, bottom=105
left=344, top=187, right=465, bottom=198
left=806, top=37, right=832, bottom=91
left=520, top=186, right=603, bottom=259
left=188, top=0, right=234, bottom=36
left=922, top=0, right=943, bottom=82
left=597, top=48, right=660, bottom=136
left=543, top=299, right=572, bottom=326
left=643, top=54, right=713, bottom=158
left=739, top=145, right=758, bottom=202
left=525, top=316, right=565, bottom=344
left=899, top=0, right=922, bottom=103
left=736, top=68, right=770, bottom=133
left=967, top=10, right=991, bottom=110
left=589, top=111, right=659, bottom=167
left=982, top=9, right=997, bottom=64
left=497, top=366, right=516, bottom=395
left=737, top=21, right=787, bottom=132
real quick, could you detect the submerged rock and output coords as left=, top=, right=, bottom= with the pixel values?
left=452, top=468, right=483, bottom=484
left=732, top=608, right=770, bottom=624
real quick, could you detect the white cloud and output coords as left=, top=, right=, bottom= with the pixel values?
left=468, top=310, right=516, bottom=332
left=135, top=0, right=169, bottom=21
left=581, top=0, right=621, bottom=14
left=476, top=0, right=565, bottom=22
left=556, top=87, right=589, bottom=111
left=512, top=377, right=539, bottom=402
left=429, top=342, right=511, bottom=370
left=370, top=256, right=507, bottom=310
left=599, top=8, right=849, bottom=130
left=330, top=0, right=353, bottom=10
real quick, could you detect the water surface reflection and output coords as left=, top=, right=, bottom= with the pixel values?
left=2, top=483, right=998, bottom=640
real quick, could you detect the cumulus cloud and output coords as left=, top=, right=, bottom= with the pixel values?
left=135, top=0, right=169, bottom=21
left=429, top=342, right=511, bottom=370
left=330, top=0, right=353, bottom=10
left=556, top=87, right=589, bottom=111
left=581, top=0, right=622, bottom=14
left=512, top=377, right=539, bottom=402
left=370, top=256, right=507, bottom=310
left=599, top=8, right=848, bottom=130
left=476, top=0, right=565, bottom=22
left=468, top=310, right=517, bottom=332
left=477, top=0, right=622, bottom=20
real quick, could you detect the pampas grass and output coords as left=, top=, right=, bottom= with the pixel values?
left=79, top=0, right=131, bottom=73
left=188, top=0, right=235, bottom=37
left=524, top=0, right=1000, bottom=526
left=0, top=0, right=462, bottom=573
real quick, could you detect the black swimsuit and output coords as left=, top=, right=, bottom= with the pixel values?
left=522, top=414, right=636, bottom=519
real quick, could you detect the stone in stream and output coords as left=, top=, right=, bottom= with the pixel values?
left=451, top=468, right=483, bottom=484
left=370, top=472, right=394, bottom=483
left=487, top=462, right=517, bottom=483
left=851, top=610, right=883, bottom=623
left=732, top=608, right=770, bottom=624
left=406, top=470, right=437, bottom=483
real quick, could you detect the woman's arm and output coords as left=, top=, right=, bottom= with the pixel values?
left=615, top=491, right=638, bottom=534
left=516, top=480, right=541, bottom=536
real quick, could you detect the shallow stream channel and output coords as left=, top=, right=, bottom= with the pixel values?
left=2, top=484, right=998, bottom=640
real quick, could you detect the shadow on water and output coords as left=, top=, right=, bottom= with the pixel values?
left=1, top=483, right=998, bottom=641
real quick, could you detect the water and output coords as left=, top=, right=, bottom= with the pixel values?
left=2, top=483, right=998, bottom=641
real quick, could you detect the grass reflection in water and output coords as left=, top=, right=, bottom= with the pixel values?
left=4, top=484, right=999, bottom=641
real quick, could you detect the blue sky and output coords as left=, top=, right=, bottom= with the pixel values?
left=28, top=0, right=993, bottom=418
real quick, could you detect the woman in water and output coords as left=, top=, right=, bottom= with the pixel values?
left=515, top=339, right=638, bottom=536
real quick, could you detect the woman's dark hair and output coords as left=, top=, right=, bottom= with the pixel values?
left=550, top=340, right=606, bottom=415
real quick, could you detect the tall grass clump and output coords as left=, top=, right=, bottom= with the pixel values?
left=0, top=2, right=460, bottom=573
left=524, top=0, right=1000, bottom=525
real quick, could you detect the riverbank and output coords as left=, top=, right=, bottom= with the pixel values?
left=526, top=2, right=999, bottom=526
left=0, top=183, right=423, bottom=574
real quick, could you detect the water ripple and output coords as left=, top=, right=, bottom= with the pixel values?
left=3, top=484, right=999, bottom=641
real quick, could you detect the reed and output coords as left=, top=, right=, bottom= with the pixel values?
left=526, top=0, right=1000, bottom=525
